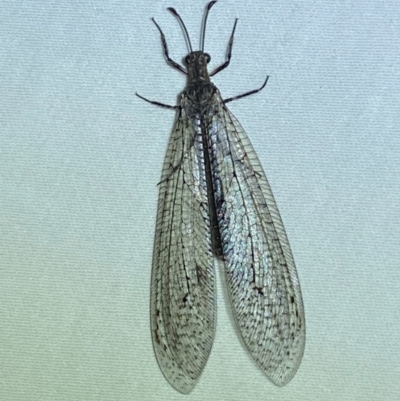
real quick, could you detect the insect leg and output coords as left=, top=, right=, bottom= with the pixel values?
left=152, top=18, right=187, bottom=75
left=210, top=19, right=238, bottom=76
left=136, top=92, right=178, bottom=110
left=224, top=75, right=269, bottom=103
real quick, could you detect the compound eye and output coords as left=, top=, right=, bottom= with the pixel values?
left=185, top=55, right=191, bottom=64
left=204, top=53, right=211, bottom=63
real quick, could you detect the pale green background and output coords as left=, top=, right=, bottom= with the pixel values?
left=1, top=0, right=399, bottom=400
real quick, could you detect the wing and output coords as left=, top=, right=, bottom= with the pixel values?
left=209, top=94, right=305, bottom=386
left=150, top=105, right=216, bottom=394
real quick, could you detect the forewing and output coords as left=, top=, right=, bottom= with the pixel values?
left=150, top=106, right=216, bottom=394
left=209, top=95, right=305, bottom=386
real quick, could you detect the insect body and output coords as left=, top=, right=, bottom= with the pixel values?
left=137, top=1, right=305, bottom=394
